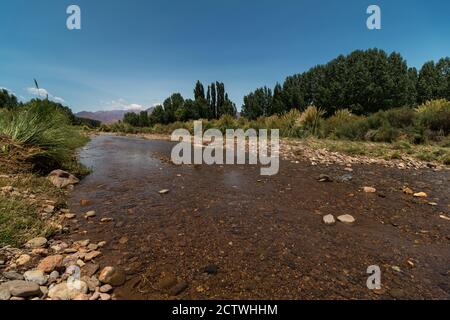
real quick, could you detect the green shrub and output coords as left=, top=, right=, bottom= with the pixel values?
left=384, top=107, right=417, bottom=129
left=0, top=102, right=87, bottom=170
left=332, top=116, right=370, bottom=140
left=323, top=109, right=357, bottom=137
left=416, top=99, right=450, bottom=134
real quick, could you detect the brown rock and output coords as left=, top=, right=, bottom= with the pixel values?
left=81, top=263, right=100, bottom=277
left=157, top=272, right=178, bottom=290
left=98, top=267, right=126, bottom=286
left=84, top=251, right=101, bottom=261
left=80, top=199, right=91, bottom=206
left=37, top=255, right=63, bottom=273
left=169, top=281, right=188, bottom=296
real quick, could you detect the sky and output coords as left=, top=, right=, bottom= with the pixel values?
left=0, top=0, right=449, bottom=113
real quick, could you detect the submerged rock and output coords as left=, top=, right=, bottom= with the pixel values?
left=337, top=214, right=356, bottom=224
left=98, top=267, right=126, bottom=286
left=323, top=214, right=336, bottom=225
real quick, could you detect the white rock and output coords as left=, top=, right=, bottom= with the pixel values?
left=0, top=287, right=11, bottom=300
left=48, top=280, right=88, bottom=300
left=48, top=170, right=79, bottom=188
left=323, top=214, right=336, bottom=225
left=337, top=214, right=356, bottom=224
left=85, top=211, right=96, bottom=218
left=24, top=270, right=48, bottom=286
left=25, top=237, right=47, bottom=248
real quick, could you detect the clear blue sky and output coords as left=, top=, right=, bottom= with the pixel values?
left=1, top=0, right=449, bottom=112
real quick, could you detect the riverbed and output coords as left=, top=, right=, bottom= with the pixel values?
left=66, top=135, right=450, bottom=299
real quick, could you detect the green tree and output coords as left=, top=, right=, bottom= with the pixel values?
left=123, top=112, right=139, bottom=126
left=242, top=87, right=272, bottom=120
left=163, top=93, right=184, bottom=124
left=0, top=89, right=19, bottom=109
left=138, top=110, right=149, bottom=127
left=194, top=81, right=205, bottom=100
left=149, top=105, right=165, bottom=125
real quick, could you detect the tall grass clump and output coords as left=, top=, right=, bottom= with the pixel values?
left=297, top=105, right=325, bottom=136
left=278, top=109, right=302, bottom=137
left=0, top=101, right=87, bottom=171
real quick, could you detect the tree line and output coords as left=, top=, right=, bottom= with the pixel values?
left=123, top=81, right=237, bottom=127
left=242, top=49, right=450, bottom=119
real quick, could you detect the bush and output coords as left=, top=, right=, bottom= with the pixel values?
left=384, top=107, right=417, bottom=129
left=334, top=116, right=370, bottom=140
left=323, top=109, right=357, bottom=137
left=0, top=102, right=86, bottom=171
left=416, top=99, right=450, bottom=135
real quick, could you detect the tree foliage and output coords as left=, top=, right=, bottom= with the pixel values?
left=242, top=49, right=449, bottom=119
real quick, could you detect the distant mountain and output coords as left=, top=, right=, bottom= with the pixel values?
left=76, top=107, right=155, bottom=124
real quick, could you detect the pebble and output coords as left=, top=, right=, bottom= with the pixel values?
left=101, top=218, right=114, bottom=223
left=0, top=287, right=11, bottom=300
left=99, top=284, right=113, bottom=293
left=337, top=214, right=356, bottom=224
left=85, top=211, right=96, bottom=218
left=323, top=214, right=336, bottom=225
left=23, top=270, right=48, bottom=285
left=64, top=213, right=76, bottom=219
left=98, top=266, right=126, bottom=286
left=84, top=251, right=101, bottom=261
left=89, top=291, right=100, bottom=300
left=43, top=205, right=55, bottom=214
left=25, top=237, right=48, bottom=249
left=402, top=186, right=414, bottom=195
left=81, top=263, right=100, bottom=278
left=413, top=192, right=428, bottom=198
left=37, top=255, right=63, bottom=273
left=87, top=243, right=99, bottom=251
left=391, top=266, right=402, bottom=272
left=1, top=280, right=41, bottom=297
left=80, top=199, right=91, bottom=206
left=99, top=293, right=111, bottom=300
left=16, top=254, right=31, bottom=266
left=317, top=174, right=333, bottom=182
left=48, top=280, right=88, bottom=300
left=363, top=187, right=377, bottom=193
left=158, top=189, right=170, bottom=194
left=2, top=271, right=24, bottom=280
left=48, top=271, right=60, bottom=284
left=97, top=241, right=107, bottom=248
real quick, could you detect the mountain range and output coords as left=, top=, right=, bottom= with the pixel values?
left=76, top=107, right=155, bottom=124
